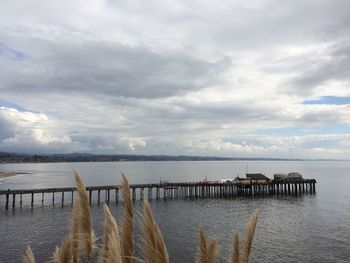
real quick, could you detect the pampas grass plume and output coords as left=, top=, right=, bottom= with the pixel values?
left=73, top=171, right=95, bottom=262
left=229, top=233, right=240, bottom=263
left=98, top=204, right=122, bottom=263
left=141, top=199, right=169, bottom=263
left=23, top=246, right=36, bottom=263
left=121, top=173, right=134, bottom=263
left=51, top=238, right=74, bottom=263
left=241, top=210, right=259, bottom=263
left=196, top=226, right=218, bottom=263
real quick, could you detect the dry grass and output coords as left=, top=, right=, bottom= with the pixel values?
left=74, top=171, right=95, bottom=262
left=141, top=200, right=169, bottom=263
left=23, top=172, right=259, bottom=263
left=241, top=210, right=259, bottom=263
left=120, top=173, right=134, bottom=263
left=229, top=233, right=240, bottom=263
left=196, top=226, right=218, bottom=263
left=23, top=247, right=36, bottom=263
left=51, top=238, right=74, bottom=263
left=98, top=204, right=122, bottom=263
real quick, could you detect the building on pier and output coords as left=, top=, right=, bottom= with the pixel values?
left=274, top=172, right=303, bottom=182
left=246, top=173, right=271, bottom=183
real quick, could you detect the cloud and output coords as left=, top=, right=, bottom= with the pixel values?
left=0, top=107, right=73, bottom=152
left=290, top=39, right=350, bottom=92
left=0, top=30, right=231, bottom=99
left=0, top=0, right=350, bottom=158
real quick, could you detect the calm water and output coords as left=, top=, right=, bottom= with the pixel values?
left=0, top=161, right=350, bottom=262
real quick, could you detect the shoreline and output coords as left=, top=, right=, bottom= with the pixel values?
left=0, top=172, right=27, bottom=179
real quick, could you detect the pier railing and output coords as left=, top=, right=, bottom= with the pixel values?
left=0, top=179, right=316, bottom=209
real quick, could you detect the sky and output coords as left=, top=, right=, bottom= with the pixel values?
left=1, top=0, right=350, bottom=159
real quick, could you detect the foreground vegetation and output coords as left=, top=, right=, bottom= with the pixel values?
left=23, top=172, right=258, bottom=263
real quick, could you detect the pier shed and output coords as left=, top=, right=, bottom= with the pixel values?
left=246, top=173, right=271, bottom=183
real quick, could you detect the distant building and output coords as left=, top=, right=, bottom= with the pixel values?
left=234, top=177, right=251, bottom=184
left=246, top=173, right=271, bottom=183
left=273, top=172, right=303, bottom=182
left=274, top=173, right=287, bottom=181
left=287, top=172, right=303, bottom=181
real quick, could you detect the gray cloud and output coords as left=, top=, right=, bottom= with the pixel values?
left=1, top=0, right=350, bottom=158
left=0, top=37, right=230, bottom=98
left=291, top=40, right=350, bottom=91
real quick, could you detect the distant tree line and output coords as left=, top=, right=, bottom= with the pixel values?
left=0, top=152, right=302, bottom=163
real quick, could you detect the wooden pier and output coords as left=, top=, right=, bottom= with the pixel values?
left=0, top=179, right=316, bottom=209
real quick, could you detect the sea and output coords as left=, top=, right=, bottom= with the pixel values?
left=0, top=160, right=349, bottom=263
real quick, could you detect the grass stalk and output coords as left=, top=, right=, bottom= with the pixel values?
left=229, top=233, right=240, bottom=263
left=51, top=238, right=74, bottom=263
left=196, top=226, right=218, bottom=263
left=98, top=204, right=122, bottom=263
left=241, top=210, right=259, bottom=263
left=141, top=199, right=169, bottom=263
left=23, top=246, right=36, bottom=263
left=73, top=171, right=95, bottom=262
left=121, top=173, right=134, bottom=263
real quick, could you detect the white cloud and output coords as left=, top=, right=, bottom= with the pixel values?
left=0, top=0, right=350, bottom=158
left=0, top=107, right=73, bottom=151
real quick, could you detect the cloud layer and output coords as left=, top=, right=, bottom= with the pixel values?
left=1, top=0, right=350, bottom=158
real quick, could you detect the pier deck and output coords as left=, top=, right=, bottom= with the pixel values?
left=0, top=179, right=316, bottom=209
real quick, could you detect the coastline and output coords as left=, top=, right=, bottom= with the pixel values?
left=0, top=172, right=25, bottom=178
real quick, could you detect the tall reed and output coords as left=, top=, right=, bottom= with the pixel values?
left=241, top=210, right=259, bottom=263
left=141, top=200, right=169, bottom=263
left=229, top=233, right=240, bottom=263
left=196, top=226, right=218, bottom=263
left=23, top=172, right=258, bottom=263
left=120, top=173, right=134, bottom=263
left=98, top=204, right=122, bottom=263
left=73, top=171, right=95, bottom=262
left=23, top=247, right=36, bottom=263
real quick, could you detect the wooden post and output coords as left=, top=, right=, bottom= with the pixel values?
left=107, top=190, right=110, bottom=203
left=61, top=192, right=64, bottom=206
left=98, top=190, right=101, bottom=204
left=52, top=192, right=55, bottom=205
left=31, top=192, right=34, bottom=207
left=20, top=194, right=23, bottom=206
left=132, top=188, right=136, bottom=201
left=156, top=187, right=160, bottom=199
left=71, top=191, right=74, bottom=204
left=42, top=192, right=44, bottom=204
left=5, top=191, right=9, bottom=209
left=12, top=194, right=16, bottom=208
left=89, top=190, right=92, bottom=205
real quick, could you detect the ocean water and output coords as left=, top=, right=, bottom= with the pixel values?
left=0, top=161, right=349, bottom=262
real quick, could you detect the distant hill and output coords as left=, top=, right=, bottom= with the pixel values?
left=0, top=152, right=304, bottom=163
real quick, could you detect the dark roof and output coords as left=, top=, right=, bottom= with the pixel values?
left=246, top=173, right=270, bottom=180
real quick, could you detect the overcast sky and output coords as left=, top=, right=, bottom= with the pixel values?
left=1, top=0, right=350, bottom=158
